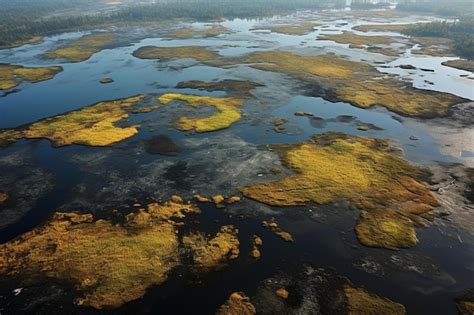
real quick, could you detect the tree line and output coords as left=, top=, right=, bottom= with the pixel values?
left=403, top=19, right=474, bottom=59
left=0, top=0, right=346, bottom=47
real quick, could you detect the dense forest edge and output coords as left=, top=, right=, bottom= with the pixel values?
left=0, top=0, right=472, bottom=60
left=0, top=0, right=346, bottom=47
left=403, top=19, right=474, bottom=59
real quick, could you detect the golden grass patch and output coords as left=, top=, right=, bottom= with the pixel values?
left=159, top=93, right=243, bottom=132
left=240, top=132, right=439, bottom=249
left=133, top=45, right=219, bottom=63
left=167, top=25, right=230, bottom=39
left=319, top=31, right=395, bottom=48
left=0, top=201, right=192, bottom=309
left=0, top=95, right=147, bottom=147
left=44, top=32, right=115, bottom=62
left=267, top=22, right=320, bottom=35
left=442, top=59, right=474, bottom=72
left=183, top=225, right=240, bottom=269
left=344, top=286, right=406, bottom=314
left=0, top=64, right=62, bottom=90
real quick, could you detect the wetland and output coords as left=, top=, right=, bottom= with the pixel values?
left=0, top=2, right=473, bottom=315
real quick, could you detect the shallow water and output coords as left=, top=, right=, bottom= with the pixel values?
left=0, top=9, right=473, bottom=315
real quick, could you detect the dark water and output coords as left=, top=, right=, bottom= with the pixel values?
left=0, top=11, right=473, bottom=315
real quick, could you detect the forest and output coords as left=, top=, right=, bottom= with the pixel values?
left=403, top=19, right=474, bottom=59
left=0, top=0, right=345, bottom=47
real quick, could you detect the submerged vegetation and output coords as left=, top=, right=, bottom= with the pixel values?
left=44, top=32, right=116, bottom=62
left=159, top=93, right=243, bottom=132
left=0, top=64, right=62, bottom=90
left=0, top=95, right=148, bottom=147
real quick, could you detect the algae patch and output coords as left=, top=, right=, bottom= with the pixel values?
left=159, top=93, right=243, bottom=132
left=0, top=95, right=148, bottom=147
left=0, top=64, right=62, bottom=90
left=44, top=32, right=116, bottom=62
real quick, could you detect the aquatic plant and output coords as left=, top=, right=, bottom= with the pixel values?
left=241, top=132, right=439, bottom=249
left=245, top=51, right=371, bottom=81
left=319, top=31, right=395, bottom=48
left=243, top=51, right=466, bottom=117
left=355, top=209, right=418, bottom=249
left=442, top=59, right=474, bottom=72
left=216, top=292, right=256, bottom=315
left=176, top=79, right=261, bottom=98
left=44, top=32, right=115, bottom=62
left=265, top=22, right=320, bottom=35
left=167, top=25, right=230, bottom=39
left=0, top=64, right=62, bottom=90
left=182, top=225, right=240, bottom=269
left=344, top=286, right=406, bottom=314
left=353, top=24, right=417, bottom=33
left=159, top=93, right=243, bottom=132
left=0, top=200, right=197, bottom=309
left=133, top=45, right=219, bottom=63
left=0, top=192, right=7, bottom=206
left=0, top=95, right=148, bottom=147
left=334, top=80, right=462, bottom=118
